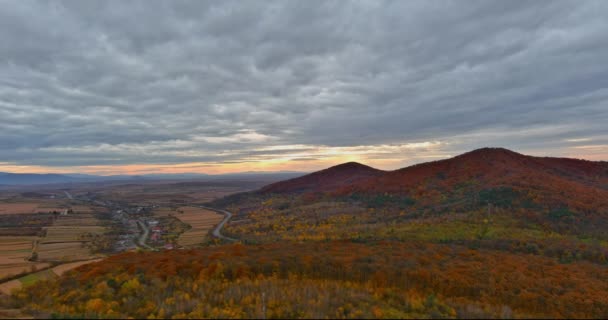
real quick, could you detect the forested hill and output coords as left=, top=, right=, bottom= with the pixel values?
left=259, top=147, right=608, bottom=215
left=260, top=162, right=385, bottom=194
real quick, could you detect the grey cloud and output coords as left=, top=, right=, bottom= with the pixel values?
left=0, top=0, right=607, bottom=169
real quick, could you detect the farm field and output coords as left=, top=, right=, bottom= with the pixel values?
left=65, top=205, right=95, bottom=214
left=36, top=242, right=93, bottom=262
left=0, top=194, right=72, bottom=279
left=0, top=237, right=48, bottom=280
left=0, top=202, right=66, bottom=215
left=18, top=269, right=55, bottom=287
left=186, top=189, right=244, bottom=203
left=156, top=206, right=223, bottom=247
left=0, top=258, right=103, bottom=295
left=36, top=213, right=107, bottom=262
left=51, top=213, right=100, bottom=227
left=42, top=225, right=106, bottom=242
left=0, top=270, right=57, bottom=296
left=0, top=197, right=109, bottom=271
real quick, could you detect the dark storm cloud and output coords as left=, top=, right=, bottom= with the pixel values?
left=1, top=0, right=607, bottom=169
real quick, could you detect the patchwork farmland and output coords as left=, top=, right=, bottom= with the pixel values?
left=36, top=213, right=107, bottom=262
left=0, top=194, right=109, bottom=281
left=0, top=237, right=49, bottom=280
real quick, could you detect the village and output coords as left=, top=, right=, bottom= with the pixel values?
left=76, top=192, right=221, bottom=253
left=97, top=201, right=177, bottom=252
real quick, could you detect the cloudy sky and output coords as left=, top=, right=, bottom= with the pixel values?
left=1, top=1, right=607, bottom=175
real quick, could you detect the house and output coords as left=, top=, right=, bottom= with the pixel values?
left=150, top=232, right=161, bottom=242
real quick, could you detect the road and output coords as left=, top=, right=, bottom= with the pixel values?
left=200, top=206, right=237, bottom=242
left=64, top=191, right=235, bottom=248
left=136, top=220, right=156, bottom=250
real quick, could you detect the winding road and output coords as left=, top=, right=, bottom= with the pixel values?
left=200, top=206, right=237, bottom=242
left=136, top=220, right=156, bottom=251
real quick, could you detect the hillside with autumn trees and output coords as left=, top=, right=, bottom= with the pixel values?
left=261, top=162, right=385, bottom=194
left=7, top=241, right=608, bottom=318
left=5, top=147, right=608, bottom=318
left=344, top=148, right=608, bottom=214
left=261, top=147, right=608, bottom=215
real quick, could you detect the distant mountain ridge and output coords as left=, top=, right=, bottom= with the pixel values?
left=0, top=171, right=305, bottom=186
left=0, top=172, right=83, bottom=185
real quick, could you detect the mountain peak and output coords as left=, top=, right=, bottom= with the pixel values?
left=260, top=161, right=385, bottom=194
left=459, top=147, right=522, bottom=158
left=327, top=161, right=376, bottom=171
left=447, top=147, right=532, bottom=167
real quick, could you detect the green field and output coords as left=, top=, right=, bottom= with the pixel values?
left=19, top=269, right=56, bottom=287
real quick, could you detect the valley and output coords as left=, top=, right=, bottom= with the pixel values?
left=2, top=148, right=608, bottom=318
left=0, top=179, right=254, bottom=297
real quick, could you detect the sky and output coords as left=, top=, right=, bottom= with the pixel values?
left=1, top=1, right=607, bottom=175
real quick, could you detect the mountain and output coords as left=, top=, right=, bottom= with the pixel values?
left=0, top=172, right=149, bottom=185
left=260, top=148, right=608, bottom=214
left=204, top=171, right=305, bottom=182
left=260, top=162, right=385, bottom=194
left=0, top=172, right=85, bottom=185
left=0, top=171, right=305, bottom=186
left=349, top=148, right=608, bottom=212
left=64, top=173, right=142, bottom=180
left=350, top=147, right=608, bottom=191
left=136, top=173, right=209, bottom=179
